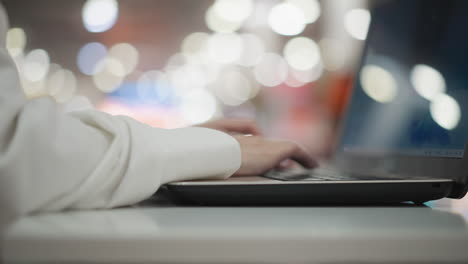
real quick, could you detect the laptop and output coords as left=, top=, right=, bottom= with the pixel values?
left=166, top=0, right=468, bottom=205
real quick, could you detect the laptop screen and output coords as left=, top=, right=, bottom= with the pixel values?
left=340, top=0, right=468, bottom=159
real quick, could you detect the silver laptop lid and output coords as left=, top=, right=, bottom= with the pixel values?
left=334, top=0, right=468, bottom=198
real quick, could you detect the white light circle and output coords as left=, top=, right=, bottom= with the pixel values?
left=82, top=0, right=119, bottom=33
left=205, top=6, right=242, bottom=33
left=99, top=57, right=126, bottom=77
left=284, top=75, right=305, bottom=88
left=23, top=49, right=50, bottom=82
left=286, top=0, right=321, bottom=24
left=207, top=33, right=243, bottom=64
left=169, top=64, right=209, bottom=94
left=284, top=37, right=321, bottom=71
left=6, top=28, right=27, bottom=57
left=181, top=32, right=210, bottom=55
left=411, top=64, right=446, bottom=101
left=47, top=68, right=66, bottom=96
left=214, top=69, right=252, bottom=106
left=344, top=8, right=371, bottom=40
left=109, top=43, right=139, bottom=75
left=360, top=64, right=398, bottom=103
left=290, top=64, right=323, bottom=84
left=93, top=60, right=124, bottom=93
left=212, top=0, right=253, bottom=23
left=254, top=53, right=288, bottom=87
left=237, top=33, right=265, bottom=67
left=430, top=94, right=461, bottom=130
left=268, top=3, right=306, bottom=36
left=77, top=42, right=108, bottom=75
left=48, top=69, right=77, bottom=103
left=179, top=90, right=217, bottom=124
left=20, top=78, right=46, bottom=99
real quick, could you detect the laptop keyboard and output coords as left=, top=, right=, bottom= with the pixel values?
left=263, top=167, right=405, bottom=181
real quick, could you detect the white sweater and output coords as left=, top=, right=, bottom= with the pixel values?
left=0, top=4, right=241, bottom=231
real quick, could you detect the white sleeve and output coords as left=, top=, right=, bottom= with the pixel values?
left=0, top=6, right=241, bottom=230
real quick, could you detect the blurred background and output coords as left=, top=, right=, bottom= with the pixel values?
left=3, top=0, right=372, bottom=157
left=3, top=0, right=468, bottom=212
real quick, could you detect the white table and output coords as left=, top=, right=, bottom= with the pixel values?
left=3, top=196, right=468, bottom=263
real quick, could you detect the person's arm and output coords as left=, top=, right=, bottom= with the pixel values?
left=0, top=61, right=241, bottom=225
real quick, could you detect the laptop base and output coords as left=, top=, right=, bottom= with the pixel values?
left=166, top=177, right=454, bottom=206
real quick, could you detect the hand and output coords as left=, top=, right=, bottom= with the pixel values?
left=232, top=135, right=318, bottom=176
left=197, top=118, right=261, bottom=136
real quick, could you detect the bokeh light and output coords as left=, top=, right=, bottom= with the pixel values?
left=411, top=64, right=446, bottom=101
left=189, top=59, right=223, bottom=84
left=47, top=69, right=77, bottom=103
left=6, top=28, right=27, bottom=57
left=284, top=37, right=321, bottom=71
left=77, top=42, right=108, bottom=75
left=92, top=59, right=125, bottom=93
left=212, top=0, right=253, bottom=23
left=290, top=64, right=323, bottom=84
left=82, top=0, right=119, bottom=33
left=20, top=78, right=46, bottom=99
left=360, top=64, right=397, bottom=103
left=167, top=64, right=209, bottom=93
left=179, top=90, right=217, bottom=124
left=207, top=33, right=243, bottom=64
left=23, top=49, right=50, bottom=82
left=430, top=94, right=461, bottom=130
left=284, top=75, right=305, bottom=88
left=181, top=32, right=210, bottom=56
left=344, top=8, right=371, bottom=40
left=47, top=67, right=65, bottom=96
left=236, top=33, right=265, bottom=67
left=268, top=3, right=306, bottom=36
left=254, top=53, right=288, bottom=87
left=98, top=57, right=126, bottom=77
left=286, top=0, right=321, bottom=24
left=205, top=5, right=242, bottom=33
left=109, top=43, right=140, bottom=75
left=213, top=69, right=253, bottom=106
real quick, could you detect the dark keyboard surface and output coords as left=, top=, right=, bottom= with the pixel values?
left=263, top=167, right=406, bottom=181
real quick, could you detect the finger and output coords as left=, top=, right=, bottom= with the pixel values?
left=225, top=119, right=262, bottom=135
left=275, top=159, right=295, bottom=170
left=287, top=145, right=318, bottom=169
left=234, top=120, right=262, bottom=135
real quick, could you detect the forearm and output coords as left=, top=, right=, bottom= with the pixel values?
left=0, top=101, right=241, bottom=218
